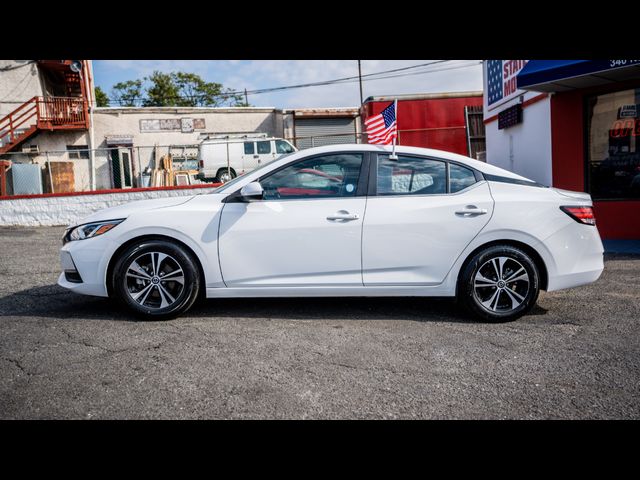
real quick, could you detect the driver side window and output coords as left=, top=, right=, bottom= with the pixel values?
left=260, top=153, right=363, bottom=200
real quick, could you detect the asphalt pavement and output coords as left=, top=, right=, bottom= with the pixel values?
left=0, top=226, right=639, bottom=419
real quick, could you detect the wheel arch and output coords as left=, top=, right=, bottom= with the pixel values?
left=455, top=239, right=549, bottom=295
left=105, top=234, right=206, bottom=298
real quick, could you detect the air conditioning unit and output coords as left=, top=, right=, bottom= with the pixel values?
left=21, top=145, right=39, bottom=154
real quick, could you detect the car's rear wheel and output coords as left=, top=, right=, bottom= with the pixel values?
left=458, top=244, right=540, bottom=322
left=112, top=240, right=201, bottom=320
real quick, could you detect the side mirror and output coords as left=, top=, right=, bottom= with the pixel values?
left=239, top=181, right=264, bottom=202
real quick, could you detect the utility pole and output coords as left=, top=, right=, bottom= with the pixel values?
left=244, top=88, right=249, bottom=106
left=358, top=60, right=364, bottom=105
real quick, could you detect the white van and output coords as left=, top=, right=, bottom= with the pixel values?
left=198, top=134, right=297, bottom=183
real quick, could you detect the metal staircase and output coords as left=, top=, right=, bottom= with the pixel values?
left=0, top=95, right=89, bottom=154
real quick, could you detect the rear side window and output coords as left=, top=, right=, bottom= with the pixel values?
left=377, top=155, right=446, bottom=195
left=449, top=163, right=477, bottom=193
left=244, top=142, right=255, bottom=155
left=257, top=141, right=271, bottom=154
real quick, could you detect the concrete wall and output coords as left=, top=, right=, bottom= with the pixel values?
left=93, top=106, right=283, bottom=147
left=0, top=61, right=44, bottom=118
left=0, top=186, right=216, bottom=226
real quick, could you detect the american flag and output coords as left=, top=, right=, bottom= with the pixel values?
left=365, top=101, right=397, bottom=145
left=487, top=60, right=503, bottom=106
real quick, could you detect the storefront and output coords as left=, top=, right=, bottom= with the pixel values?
left=484, top=60, right=640, bottom=239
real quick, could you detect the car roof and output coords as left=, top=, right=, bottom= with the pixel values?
left=201, top=137, right=284, bottom=144
left=287, top=144, right=532, bottom=181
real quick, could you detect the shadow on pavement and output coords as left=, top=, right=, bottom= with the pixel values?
left=0, top=284, right=549, bottom=324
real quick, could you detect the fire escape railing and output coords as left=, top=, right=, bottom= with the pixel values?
left=0, top=96, right=88, bottom=148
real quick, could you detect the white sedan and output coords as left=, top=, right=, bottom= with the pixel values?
left=58, top=144, right=604, bottom=322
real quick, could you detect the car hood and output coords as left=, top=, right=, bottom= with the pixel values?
left=71, top=193, right=219, bottom=227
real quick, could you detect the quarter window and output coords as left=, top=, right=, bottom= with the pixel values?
left=260, top=153, right=363, bottom=200
left=257, top=141, right=272, bottom=154
left=449, top=163, right=477, bottom=192
left=244, top=142, right=255, bottom=155
left=377, top=155, right=446, bottom=195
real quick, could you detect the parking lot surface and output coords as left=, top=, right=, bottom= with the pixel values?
left=0, top=226, right=639, bottom=419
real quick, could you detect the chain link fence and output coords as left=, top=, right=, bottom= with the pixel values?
left=0, top=126, right=485, bottom=198
left=0, top=145, right=214, bottom=197
left=288, top=127, right=485, bottom=161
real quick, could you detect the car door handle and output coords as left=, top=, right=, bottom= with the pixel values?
left=455, top=206, right=488, bottom=216
left=327, top=211, right=360, bottom=221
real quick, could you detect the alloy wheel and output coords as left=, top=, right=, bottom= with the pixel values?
left=473, top=256, right=530, bottom=313
left=124, top=252, right=185, bottom=309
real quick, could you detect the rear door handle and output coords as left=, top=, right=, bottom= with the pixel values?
left=327, top=210, right=360, bottom=221
left=455, top=206, right=488, bottom=216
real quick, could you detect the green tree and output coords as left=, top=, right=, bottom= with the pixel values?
left=171, top=72, right=245, bottom=107
left=108, top=72, right=247, bottom=108
left=94, top=86, right=110, bottom=107
left=143, top=71, right=181, bottom=107
left=111, top=79, right=143, bottom=107
left=143, top=71, right=246, bottom=107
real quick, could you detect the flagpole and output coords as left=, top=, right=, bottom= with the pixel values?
left=390, top=99, right=398, bottom=160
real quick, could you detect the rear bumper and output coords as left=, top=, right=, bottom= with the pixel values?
left=544, top=222, right=604, bottom=292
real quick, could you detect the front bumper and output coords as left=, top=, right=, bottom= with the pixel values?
left=57, top=235, right=115, bottom=297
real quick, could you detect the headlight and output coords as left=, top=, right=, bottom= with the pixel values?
left=63, top=219, right=125, bottom=244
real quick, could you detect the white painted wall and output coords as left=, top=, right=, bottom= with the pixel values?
left=93, top=107, right=283, bottom=147
left=0, top=186, right=215, bottom=227
left=484, top=98, right=553, bottom=186
left=483, top=60, right=553, bottom=186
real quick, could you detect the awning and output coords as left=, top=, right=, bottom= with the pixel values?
left=516, top=60, right=640, bottom=92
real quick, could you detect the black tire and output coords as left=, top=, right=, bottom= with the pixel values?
left=458, top=244, right=540, bottom=323
left=215, top=168, right=236, bottom=184
left=112, top=239, right=201, bottom=321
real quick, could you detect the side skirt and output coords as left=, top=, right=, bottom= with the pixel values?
left=205, top=285, right=455, bottom=298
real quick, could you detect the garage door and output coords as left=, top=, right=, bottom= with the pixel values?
left=295, top=117, right=357, bottom=149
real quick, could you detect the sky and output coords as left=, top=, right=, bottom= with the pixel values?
left=92, top=60, right=484, bottom=109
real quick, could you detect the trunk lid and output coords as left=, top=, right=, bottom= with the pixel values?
left=552, top=187, right=592, bottom=202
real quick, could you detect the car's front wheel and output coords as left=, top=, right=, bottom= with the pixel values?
left=112, top=239, right=201, bottom=320
left=458, top=244, right=540, bottom=322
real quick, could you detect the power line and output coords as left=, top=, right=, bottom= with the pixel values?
left=106, top=60, right=480, bottom=106
left=107, top=60, right=453, bottom=104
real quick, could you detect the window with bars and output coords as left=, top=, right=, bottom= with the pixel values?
left=464, top=106, right=486, bottom=161
left=66, top=145, right=90, bottom=159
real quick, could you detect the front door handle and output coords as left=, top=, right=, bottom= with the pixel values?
left=455, top=206, right=488, bottom=216
left=327, top=210, right=360, bottom=221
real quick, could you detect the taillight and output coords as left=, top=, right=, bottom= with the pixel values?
left=199, top=160, right=204, bottom=168
left=560, top=206, right=596, bottom=225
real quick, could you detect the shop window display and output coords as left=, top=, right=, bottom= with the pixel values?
left=587, top=88, right=640, bottom=199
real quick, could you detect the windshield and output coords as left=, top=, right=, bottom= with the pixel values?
left=214, top=152, right=297, bottom=193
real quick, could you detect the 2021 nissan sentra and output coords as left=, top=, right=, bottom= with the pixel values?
left=58, top=144, right=604, bottom=322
